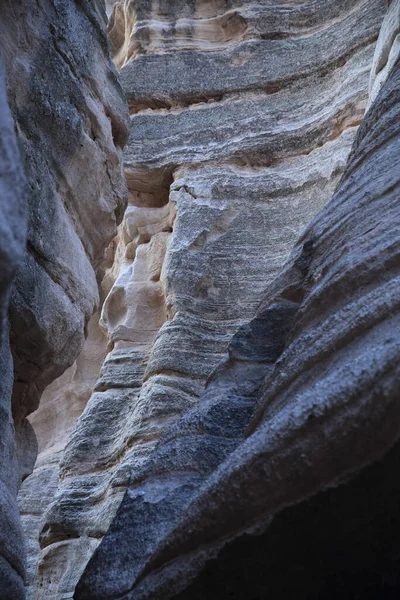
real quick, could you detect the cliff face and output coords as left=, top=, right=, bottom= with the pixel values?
left=17, top=1, right=390, bottom=599
left=75, top=1, right=400, bottom=598
left=5, top=0, right=399, bottom=599
left=0, top=55, right=27, bottom=600
left=0, top=1, right=128, bottom=598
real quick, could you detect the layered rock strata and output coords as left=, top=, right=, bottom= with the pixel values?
left=0, top=0, right=129, bottom=598
left=0, top=0, right=128, bottom=475
left=30, top=1, right=386, bottom=598
left=18, top=312, right=108, bottom=599
left=0, top=54, right=27, bottom=600
left=77, top=10, right=400, bottom=598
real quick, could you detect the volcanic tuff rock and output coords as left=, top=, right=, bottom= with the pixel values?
left=0, top=0, right=128, bottom=472
left=23, top=0, right=388, bottom=598
left=76, top=5, right=400, bottom=600
left=0, top=0, right=129, bottom=599
left=18, top=312, right=108, bottom=599
left=0, top=54, right=27, bottom=600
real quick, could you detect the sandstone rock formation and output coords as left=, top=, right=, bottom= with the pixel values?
left=75, top=5, right=400, bottom=598
left=0, top=1, right=128, bottom=598
left=0, top=53, right=27, bottom=600
left=23, top=1, right=388, bottom=598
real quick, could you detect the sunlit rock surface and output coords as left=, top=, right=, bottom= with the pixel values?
left=30, top=1, right=387, bottom=598
left=369, top=0, right=400, bottom=103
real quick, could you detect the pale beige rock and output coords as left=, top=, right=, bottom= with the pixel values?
left=31, top=197, right=175, bottom=598
left=30, top=313, right=108, bottom=459
left=36, top=538, right=100, bottom=600
left=101, top=203, right=176, bottom=346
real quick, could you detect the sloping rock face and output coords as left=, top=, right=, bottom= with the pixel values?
left=30, top=1, right=386, bottom=598
left=0, top=0, right=128, bottom=598
left=0, top=0, right=128, bottom=478
left=0, top=54, right=27, bottom=600
left=76, top=5, right=400, bottom=599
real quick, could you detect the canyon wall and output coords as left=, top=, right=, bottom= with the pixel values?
left=0, top=53, right=27, bottom=600
left=0, top=1, right=129, bottom=598
left=17, top=1, right=389, bottom=598
left=76, top=2, right=400, bottom=598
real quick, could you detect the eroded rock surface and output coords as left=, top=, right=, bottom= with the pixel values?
left=31, top=1, right=387, bottom=598
left=0, top=0, right=128, bottom=598
left=77, top=11, right=400, bottom=599
left=0, top=0, right=128, bottom=482
left=18, top=312, right=108, bottom=599
left=0, top=53, right=27, bottom=600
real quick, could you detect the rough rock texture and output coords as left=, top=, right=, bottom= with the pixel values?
left=18, top=312, right=108, bottom=599
left=76, top=12, right=400, bottom=600
left=0, top=54, right=27, bottom=600
left=30, top=1, right=386, bottom=598
left=0, top=0, right=128, bottom=483
left=0, top=0, right=129, bottom=598
left=369, top=0, right=400, bottom=103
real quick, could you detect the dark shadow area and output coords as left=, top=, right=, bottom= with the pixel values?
left=177, top=437, right=400, bottom=600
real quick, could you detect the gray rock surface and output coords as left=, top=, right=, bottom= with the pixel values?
left=18, top=312, right=108, bottom=599
left=0, top=53, right=27, bottom=600
left=76, top=17, right=400, bottom=599
left=30, top=1, right=386, bottom=598
left=119, top=0, right=383, bottom=107
left=0, top=0, right=129, bottom=483
left=0, top=0, right=128, bottom=598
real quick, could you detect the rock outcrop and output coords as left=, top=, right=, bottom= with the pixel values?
left=0, top=0, right=128, bottom=475
left=18, top=312, right=108, bottom=599
left=76, top=3, right=400, bottom=598
left=0, top=0, right=128, bottom=598
left=0, top=53, right=27, bottom=600
left=26, top=1, right=387, bottom=598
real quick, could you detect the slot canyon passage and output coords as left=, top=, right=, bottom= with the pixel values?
left=0, top=0, right=399, bottom=598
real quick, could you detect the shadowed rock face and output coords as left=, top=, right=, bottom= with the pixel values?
left=0, top=0, right=129, bottom=478
left=0, top=54, right=27, bottom=600
left=0, top=0, right=128, bottom=599
left=76, top=11, right=400, bottom=599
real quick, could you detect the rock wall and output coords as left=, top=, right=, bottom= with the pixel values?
left=18, top=312, right=108, bottom=599
left=26, top=1, right=386, bottom=598
left=0, top=0, right=129, bottom=598
left=0, top=53, right=27, bottom=600
left=76, top=2, right=400, bottom=598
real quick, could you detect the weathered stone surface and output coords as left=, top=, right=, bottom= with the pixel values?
left=369, top=0, right=400, bottom=102
left=18, top=312, right=108, bottom=599
left=0, top=0, right=129, bottom=484
left=111, top=0, right=384, bottom=72
left=0, top=0, right=128, bottom=598
left=26, top=1, right=386, bottom=599
left=0, top=53, right=27, bottom=600
left=124, top=45, right=372, bottom=176
left=77, top=32, right=400, bottom=600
